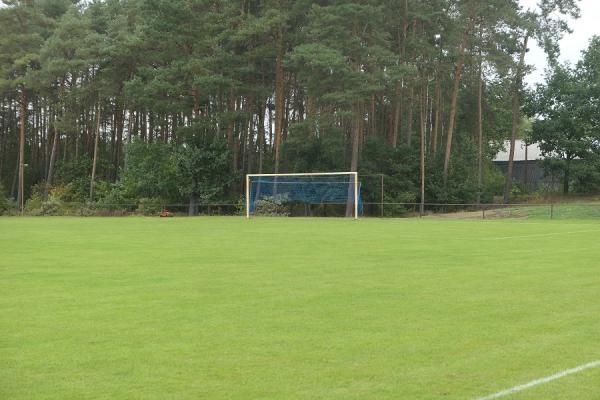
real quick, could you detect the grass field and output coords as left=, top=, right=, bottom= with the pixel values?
left=490, top=203, right=600, bottom=220
left=2, top=217, right=600, bottom=399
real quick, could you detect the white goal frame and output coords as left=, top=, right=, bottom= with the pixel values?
left=246, top=172, right=359, bottom=219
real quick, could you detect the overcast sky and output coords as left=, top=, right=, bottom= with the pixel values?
left=521, top=0, right=600, bottom=86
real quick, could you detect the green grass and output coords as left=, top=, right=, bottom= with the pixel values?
left=1, top=217, right=600, bottom=399
left=497, top=203, right=600, bottom=220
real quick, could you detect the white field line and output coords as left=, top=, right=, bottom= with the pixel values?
left=483, top=229, right=600, bottom=240
left=475, top=360, right=600, bottom=400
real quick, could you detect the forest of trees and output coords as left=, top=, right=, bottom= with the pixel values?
left=1, top=0, right=599, bottom=216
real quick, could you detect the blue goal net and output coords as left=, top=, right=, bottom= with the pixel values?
left=247, top=173, right=362, bottom=217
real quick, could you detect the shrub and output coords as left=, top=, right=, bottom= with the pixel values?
left=23, top=183, right=81, bottom=216
left=0, top=184, right=16, bottom=215
left=235, top=195, right=246, bottom=216
left=49, top=184, right=77, bottom=203
left=95, top=183, right=135, bottom=212
left=253, top=196, right=290, bottom=217
left=136, top=198, right=164, bottom=215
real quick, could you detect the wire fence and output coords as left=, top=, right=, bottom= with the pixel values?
left=362, top=202, right=600, bottom=220
left=5, top=202, right=242, bottom=217
left=6, top=199, right=600, bottom=220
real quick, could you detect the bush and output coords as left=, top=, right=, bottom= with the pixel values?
left=235, top=195, right=246, bottom=216
left=28, top=197, right=64, bottom=216
left=0, top=184, right=16, bottom=215
left=136, top=198, right=164, bottom=215
left=253, top=196, right=290, bottom=217
left=23, top=183, right=82, bottom=216
left=95, top=183, right=135, bottom=212
left=511, top=182, right=525, bottom=199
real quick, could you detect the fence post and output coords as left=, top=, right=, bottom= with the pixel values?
left=482, top=205, right=486, bottom=220
left=380, top=174, right=384, bottom=218
left=550, top=203, right=554, bottom=220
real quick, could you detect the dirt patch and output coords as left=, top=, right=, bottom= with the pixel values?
left=424, top=208, right=528, bottom=219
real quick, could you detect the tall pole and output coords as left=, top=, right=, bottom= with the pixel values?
left=354, top=172, right=358, bottom=220
left=420, top=86, right=426, bottom=217
left=245, top=174, right=250, bottom=218
left=476, top=26, right=484, bottom=206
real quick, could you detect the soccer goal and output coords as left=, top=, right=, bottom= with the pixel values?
left=246, top=172, right=361, bottom=219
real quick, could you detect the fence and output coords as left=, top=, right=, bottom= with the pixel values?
left=3, top=202, right=241, bottom=217
left=4, top=199, right=600, bottom=220
left=362, top=202, right=600, bottom=220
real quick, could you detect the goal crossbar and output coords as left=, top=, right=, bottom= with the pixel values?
left=247, top=172, right=357, bottom=177
left=245, top=172, right=359, bottom=219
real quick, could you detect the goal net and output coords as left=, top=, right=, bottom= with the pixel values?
left=246, top=172, right=361, bottom=218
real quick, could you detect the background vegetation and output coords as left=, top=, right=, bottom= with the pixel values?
left=1, top=0, right=599, bottom=216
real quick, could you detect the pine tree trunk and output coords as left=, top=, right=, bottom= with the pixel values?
left=419, top=83, right=426, bottom=216
left=247, top=114, right=255, bottom=174
left=346, top=104, right=361, bottom=218
left=193, top=88, right=201, bottom=118
left=443, top=13, right=475, bottom=184
left=406, top=85, right=413, bottom=147
left=258, top=101, right=265, bottom=174
left=524, top=143, right=528, bottom=190
left=273, top=27, right=285, bottom=173
left=0, top=98, right=4, bottom=179
left=443, top=54, right=466, bottom=183
left=369, top=94, right=376, bottom=136
left=90, top=102, right=101, bottom=201
left=563, top=158, right=570, bottom=194
left=17, top=89, right=26, bottom=211
left=113, top=104, right=124, bottom=181
left=189, top=174, right=199, bottom=216
left=11, top=150, right=19, bottom=200
left=226, top=93, right=236, bottom=171
left=45, top=124, right=59, bottom=200
left=503, top=34, right=529, bottom=203
left=233, top=98, right=240, bottom=173
left=432, top=74, right=441, bottom=159
left=389, top=80, right=402, bottom=147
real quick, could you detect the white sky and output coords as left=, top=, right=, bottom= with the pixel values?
left=521, top=0, right=600, bottom=86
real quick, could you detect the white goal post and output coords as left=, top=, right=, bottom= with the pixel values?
left=245, top=172, right=359, bottom=219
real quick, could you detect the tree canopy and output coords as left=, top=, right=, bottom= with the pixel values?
left=0, top=0, right=592, bottom=215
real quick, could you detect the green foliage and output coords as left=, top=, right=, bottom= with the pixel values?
left=483, top=163, right=506, bottom=201
left=282, top=122, right=346, bottom=172
left=94, top=182, right=135, bottom=212
left=532, top=49, right=600, bottom=194
left=253, top=196, right=291, bottom=217
left=55, top=157, right=96, bottom=202
left=136, top=198, right=164, bottom=216
left=24, top=183, right=81, bottom=216
left=572, top=155, right=600, bottom=193
left=174, top=131, right=234, bottom=203
left=360, top=137, right=418, bottom=203
left=0, top=184, right=16, bottom=215
left=120, top=140, right=178, bottom=203
left=0, top=0, right=588, bottom=209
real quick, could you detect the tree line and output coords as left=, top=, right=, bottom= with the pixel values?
left=0, top=0, right=587, bottom=215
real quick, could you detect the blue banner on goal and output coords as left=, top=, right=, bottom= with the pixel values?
left=248, top=174, right=362, bottom=215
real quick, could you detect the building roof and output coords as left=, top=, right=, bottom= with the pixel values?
left=494, top=140, right=544, bottom=162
